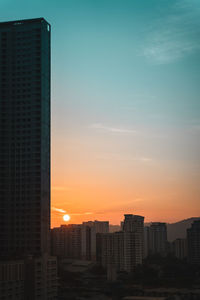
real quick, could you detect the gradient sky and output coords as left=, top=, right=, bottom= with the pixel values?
left=1, top=0, right=200, bottom=226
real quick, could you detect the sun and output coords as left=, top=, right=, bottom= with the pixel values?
left=63, top=214, right=71, bottom=222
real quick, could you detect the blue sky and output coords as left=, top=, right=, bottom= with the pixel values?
left=1, top=0, right=200, bottom=224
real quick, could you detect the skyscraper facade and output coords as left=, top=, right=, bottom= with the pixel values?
left=0, top=18, right=51, bottom=257
left=0, top=18, right=57, bottom=299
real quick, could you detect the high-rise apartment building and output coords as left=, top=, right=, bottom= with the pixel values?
left=123, top=214, right=144, bottom=234
left=144, top=226, right=150, bottom=258
left=81, top=224, right=96, bottom=261
left=0, top=18, right=57, bottom=299
left=81, top=220, right=109, bottom=261
left=100, top=215, right=144, bottom=274
left=51, top=224, right=82, bottom=259
left=0, top=18, right=50, bottom=257
left=101, top=232, right=124, bottom=271
left=51, top=221, right=109, bottom=261
left=172, top=238, right=187, bottom=260
left=82, top=220, right=109, bottom=234
left=123, top=214, right=144, bottom=258
left=101, top=231, right=143, bottom=273
left=148, top=222, right=167, bottom=256
left=187, top=220, right=200, bottom=265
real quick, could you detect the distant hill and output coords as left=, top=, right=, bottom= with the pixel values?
left=111, top=217, right=200, bottom=240
left=167, top=217, right=200, bottom=241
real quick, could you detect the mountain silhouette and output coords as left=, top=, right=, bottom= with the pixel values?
left=167, top=217, right=200, bottom=241
left=111, top=217, right=200, bottom=241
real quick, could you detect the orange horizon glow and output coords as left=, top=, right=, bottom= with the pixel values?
left=51, top=132, right=199, bottom=228
left=51, top=139, right=199, bottom=228
left=51, top=164, right=199, bottom=228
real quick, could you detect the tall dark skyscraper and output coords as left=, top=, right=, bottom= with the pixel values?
left=0, top=18, right=51, bottom=257
left=0, top=19, right=57, bottom=300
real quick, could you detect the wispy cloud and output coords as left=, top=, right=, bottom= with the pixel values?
left=90, top=123, right=137, bottom=135
left=139, top=157, right=153, bottom=163
left=52, top=207, right=94, bottom=216
left=52, top=207, right=66, bottom=214
left=143, top=0, right=200, bottom=64
left=70, top=212, right=93, bottom=216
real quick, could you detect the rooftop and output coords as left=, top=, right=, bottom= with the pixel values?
left=0, top=18, right=50, bottom=27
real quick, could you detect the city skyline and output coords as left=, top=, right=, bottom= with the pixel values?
left=1, top=0, right=200, bottom=227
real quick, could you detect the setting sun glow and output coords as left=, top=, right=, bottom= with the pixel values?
left=63, top=214, right=70, bottom=222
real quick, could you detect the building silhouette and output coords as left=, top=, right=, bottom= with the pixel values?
left=148, top=222, right=167, bottom=256
left=81, top=220, right=109, bottom=261
left=0, top=18, right=50, bottom=256
left=172, top=238, right=187, bottom=260
left=101, top=214, right=144, bottom=274
left=0, top=18, right=57, bottom=299
left=187, top=220, right=200, bottom=265
left=123, top=214, right=144, bottom=234
left=123, top=214, right=145, bottom=258
left=51, top=224, right=82, bottom=259
left=82, top=220, right=109, bottom=234
left=144, top=226, right=150, bottom=258
left=51, top=221, right=109, bottom=261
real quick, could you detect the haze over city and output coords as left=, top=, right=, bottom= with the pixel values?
left=1, top=0, right=200, bottom=227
